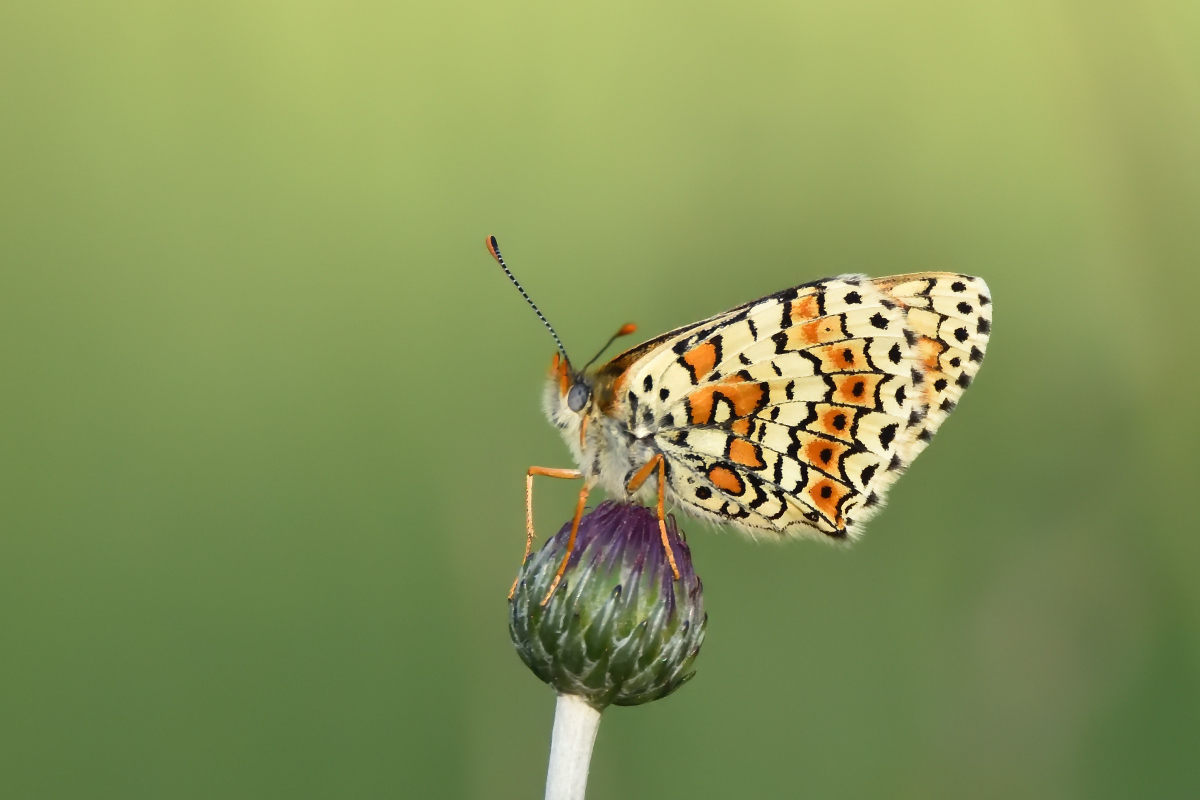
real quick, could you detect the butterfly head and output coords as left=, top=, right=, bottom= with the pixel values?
left=546, top=352, right=593, bottom=415
left=542, top=353, right=591, bottom=451
left=547, top=320, right=638, bottom=417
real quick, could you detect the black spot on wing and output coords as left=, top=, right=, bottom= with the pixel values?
left=771, top=330, right=789, bottom=354
left=878, top=423, right=898, bottom=450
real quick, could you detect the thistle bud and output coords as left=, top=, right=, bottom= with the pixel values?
left=509, top=501, right=707, bottom=710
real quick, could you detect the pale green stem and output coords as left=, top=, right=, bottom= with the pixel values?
left=544, top=693, right=603, bottom=800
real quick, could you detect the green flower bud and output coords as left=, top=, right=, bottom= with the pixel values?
left=509, top=501, right=707, bottom=710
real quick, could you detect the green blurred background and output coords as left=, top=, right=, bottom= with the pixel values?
left=3, top=1, right=1199, bottom=797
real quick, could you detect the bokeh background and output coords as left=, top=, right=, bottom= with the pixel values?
left=3, top=1, right=1199, bottom=797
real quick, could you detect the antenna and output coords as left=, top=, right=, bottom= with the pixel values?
left=582, top=323, right=638, bottom=371
left=485, top=236, right=570, bottom=363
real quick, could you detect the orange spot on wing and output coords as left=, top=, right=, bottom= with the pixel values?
left=730, top=418, right=751, bottom=437
left=820, top=408, right=854, bottom=439
left=723, top=378, right=765, bottom=416
left=708, top=465, right=745, bottom=495
left=822, top=342, right=862, bottom=371
left=729, top=439, right=765, bottom=469
left=686, top=389, right=714, bottom=424
left=791, top=293, right=820, bottom=323
left=793, top=315, right=846, bottom=347
left=804, top=438, right=847, bottom=471
left=682, top=341, right=718, bottom=381
left=799, top=319, right=823, bottom=345
left=808, top=478, right=848, bottom=523
left=836, top=374, right=881, bottom=407
left=686, top=376, right=767, bottom=425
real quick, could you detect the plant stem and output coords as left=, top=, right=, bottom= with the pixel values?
left=544, top=693, right=603, bottom=800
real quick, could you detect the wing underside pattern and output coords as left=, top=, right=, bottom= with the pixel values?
left=606, top=273, right=992, bottom=542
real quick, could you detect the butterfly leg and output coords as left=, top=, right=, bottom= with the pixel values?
left=540, top=481, right=592, bottom=606
left=625, top=454, right=681, bottom=581
left=509, top=466, right=582, bottom=599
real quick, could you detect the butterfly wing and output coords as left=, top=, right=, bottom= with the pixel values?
left=604, top=273, right=991, bottom=541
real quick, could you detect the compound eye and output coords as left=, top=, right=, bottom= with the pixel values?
left=567, top=382, right=590, bottom=412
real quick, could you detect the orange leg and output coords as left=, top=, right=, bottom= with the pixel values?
left=509, top=466, right=582, bottom=599
left=541, top=482, right=591, bottom=605
left=626, top=454, right=681, bottom=581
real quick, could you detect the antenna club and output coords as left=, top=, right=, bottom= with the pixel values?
left=617, top=323, right=637, bottom=337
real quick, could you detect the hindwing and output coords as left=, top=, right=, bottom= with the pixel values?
left=602, top=272, right=991, bottom=541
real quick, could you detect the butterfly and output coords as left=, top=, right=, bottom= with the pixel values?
left=486, top=236, right=992, bottom=602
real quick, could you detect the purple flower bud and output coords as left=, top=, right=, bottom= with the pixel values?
left=509, top=501, right=707, bottom=709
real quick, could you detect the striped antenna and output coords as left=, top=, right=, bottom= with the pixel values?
left=485, top=236, right=570, bottom=363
